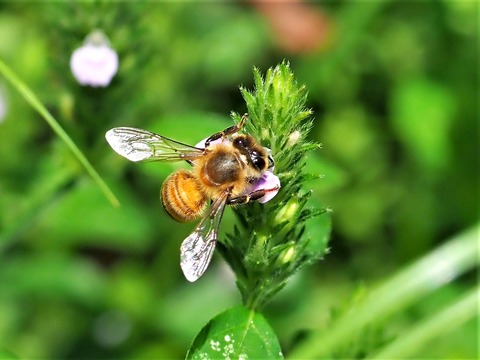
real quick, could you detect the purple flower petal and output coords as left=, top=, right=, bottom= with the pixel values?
left=249, top=170, right=281, bottom=203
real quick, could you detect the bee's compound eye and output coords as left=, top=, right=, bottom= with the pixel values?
left=233, top=137, right=248, bottom=148
left=252, top=156, right=266, bottom=170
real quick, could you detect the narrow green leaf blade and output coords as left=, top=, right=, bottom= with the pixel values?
left=0, top=58, right=120, bottom=207
left=370, top=286, right=479, bottom=359
left=186, top=306, right=283, bottom=359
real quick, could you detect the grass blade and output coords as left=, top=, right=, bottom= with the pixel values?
left=0, top=58, right=120, bottom=207
left=288, top=224, right=479, bottom=359
left=370, top=286, right=478, bottom=359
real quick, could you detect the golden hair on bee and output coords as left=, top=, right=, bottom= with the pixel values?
left=105, top=114, right=280, bottom=282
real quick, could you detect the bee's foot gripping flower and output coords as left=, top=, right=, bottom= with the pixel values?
left=249, top=170, right=280, bottom=204
left=70, top=30, right=118, bottom=87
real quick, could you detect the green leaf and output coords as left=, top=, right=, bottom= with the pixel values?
left=186, top=306, right=283, bottom=360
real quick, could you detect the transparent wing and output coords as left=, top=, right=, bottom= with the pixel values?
left=105, top=127, right=205, bottom=162
left=180, top=192, right=228, bottom=282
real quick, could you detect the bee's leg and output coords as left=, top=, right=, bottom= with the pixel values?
left=204, top=113, right=248, bottom=147
left=227, top=186, right=279, bottom=205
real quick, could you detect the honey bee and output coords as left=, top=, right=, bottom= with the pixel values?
left=105, top=114, right=280, bottom=282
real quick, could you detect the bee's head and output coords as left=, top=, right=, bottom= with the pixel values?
left=232, top=134, right=269, bottom=172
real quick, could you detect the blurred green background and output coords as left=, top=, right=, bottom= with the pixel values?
left=0, top=1, right=477, bottom=359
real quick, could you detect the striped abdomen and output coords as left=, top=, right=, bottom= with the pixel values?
left=161, top=170, right=207, bottom=222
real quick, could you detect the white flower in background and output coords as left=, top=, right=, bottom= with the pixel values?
left=70, top=30, right=118, bottom=87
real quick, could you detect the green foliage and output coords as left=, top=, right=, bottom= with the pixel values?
left=0, top=1, right=477, bottom=359
left=187, top=306, right=282, bottom=360
left=289, top=224, right=479, bottom=359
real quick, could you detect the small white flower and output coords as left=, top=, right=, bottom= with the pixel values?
left=70, top=30, right=118, bottom=87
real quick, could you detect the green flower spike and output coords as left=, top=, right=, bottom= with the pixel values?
left=219, top=62, right=332, bottom=310
left=186, top=62, right=332, bottom=360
